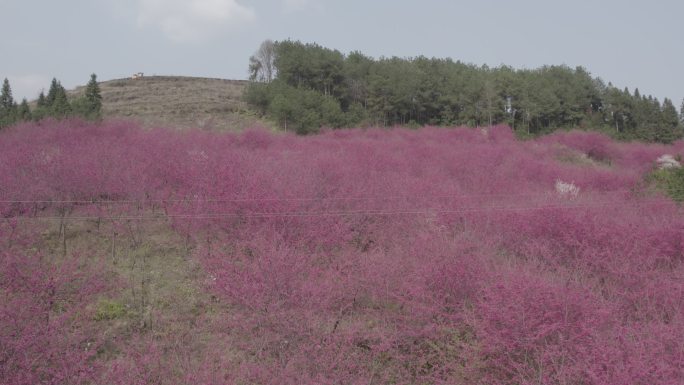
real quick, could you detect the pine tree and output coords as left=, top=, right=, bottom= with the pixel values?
left=44, top=78, right=71, bottom=118
left=1, top=78, right=14, bottom=109
left=662, top=98, right=679, bottom=128
left=51, top=85, right=71, bottom=118
left=37, top=91, right=46, bottom=107
left=31, top=91, right=49, bottom=121
left=0, top=78, right=17, bottom=127
left=46, top=78, right=61, bottom=107
left=17, top=99, right=31, bottom=121
left=84, top=73, right=102, bottom=119
left=653, top=98, right=680, bottom=143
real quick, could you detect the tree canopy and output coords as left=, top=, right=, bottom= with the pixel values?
left=245, top=40, right=683, bottom=142
left=0, top=78, right=18, bottom=127
left=0, top=74, right=104, bottom=128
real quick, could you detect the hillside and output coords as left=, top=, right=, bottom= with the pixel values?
left=2, top=122, right=684, bottom=384
left=70, top=76, right=265, bottom=130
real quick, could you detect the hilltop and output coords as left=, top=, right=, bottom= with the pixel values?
left=245, top=40, right=683, bottom=141
left=69, top=76, right=266, bottom=130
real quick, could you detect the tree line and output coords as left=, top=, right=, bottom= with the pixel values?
left=0, top=74, right=102, bottom=129
left=245, top=40, right=684, bottom=142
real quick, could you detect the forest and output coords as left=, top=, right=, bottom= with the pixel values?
left=245, top=40, right=683, bottom=142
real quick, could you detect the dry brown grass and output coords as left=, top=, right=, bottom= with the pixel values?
left=70, top=76, right=269, bottom=131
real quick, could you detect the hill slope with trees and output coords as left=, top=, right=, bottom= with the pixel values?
left=1, top=76, right=262, bottom=131
left=245, top=40, right=684, bottom=141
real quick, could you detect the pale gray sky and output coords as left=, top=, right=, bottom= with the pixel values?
left=1, top=0, right=683, bottom=107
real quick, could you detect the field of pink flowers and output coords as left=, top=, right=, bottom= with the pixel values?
left=1, top=120, right=683, bottom=385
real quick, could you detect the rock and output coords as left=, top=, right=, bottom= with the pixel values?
left=656, top=154, right=681, bottom=169
left=555, top=179, right=580, bottom=198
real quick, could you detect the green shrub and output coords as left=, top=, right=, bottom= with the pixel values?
left=94, top=299, right=127, bottom=321
left=648, top=167, right=684, bottom=202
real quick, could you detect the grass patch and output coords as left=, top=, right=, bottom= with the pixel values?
left=648, top=167, right=684, bottom=202
left=94, top=299, right=127, bottom=321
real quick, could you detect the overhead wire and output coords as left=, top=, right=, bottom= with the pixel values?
left=3, top=197, right=676, bottom=221
left=0, top=188, right=649, bottom=205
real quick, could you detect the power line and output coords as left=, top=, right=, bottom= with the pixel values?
left=6, top=198, right=676, bottom=221
left=0, top=189, right=646, bottom=205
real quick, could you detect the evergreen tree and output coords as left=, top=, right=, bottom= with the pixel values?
left=37, top=91, right=46, bottom=107
left=1, top=78, right=14, bottom=109
left=680, top=98, right=684, bottom=125
left=17, top=99, right=31, bottom=121
left=662, top=98, right=679, bottom=127
left=46, top=78, right=61, bottom=107
left=656, top=98, right=682, bottom=143
left=84, top=73, right=102, bottom=119
left=0, top=78, right=17, bottom=127
left=42, top=78, right=71, bottom=118
left=51, top=85, right=71, bottom=118
left=32, top=91, right=49, bottom=121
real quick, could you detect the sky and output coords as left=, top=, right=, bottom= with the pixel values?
left=1, top=0, right=683, bottom=107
